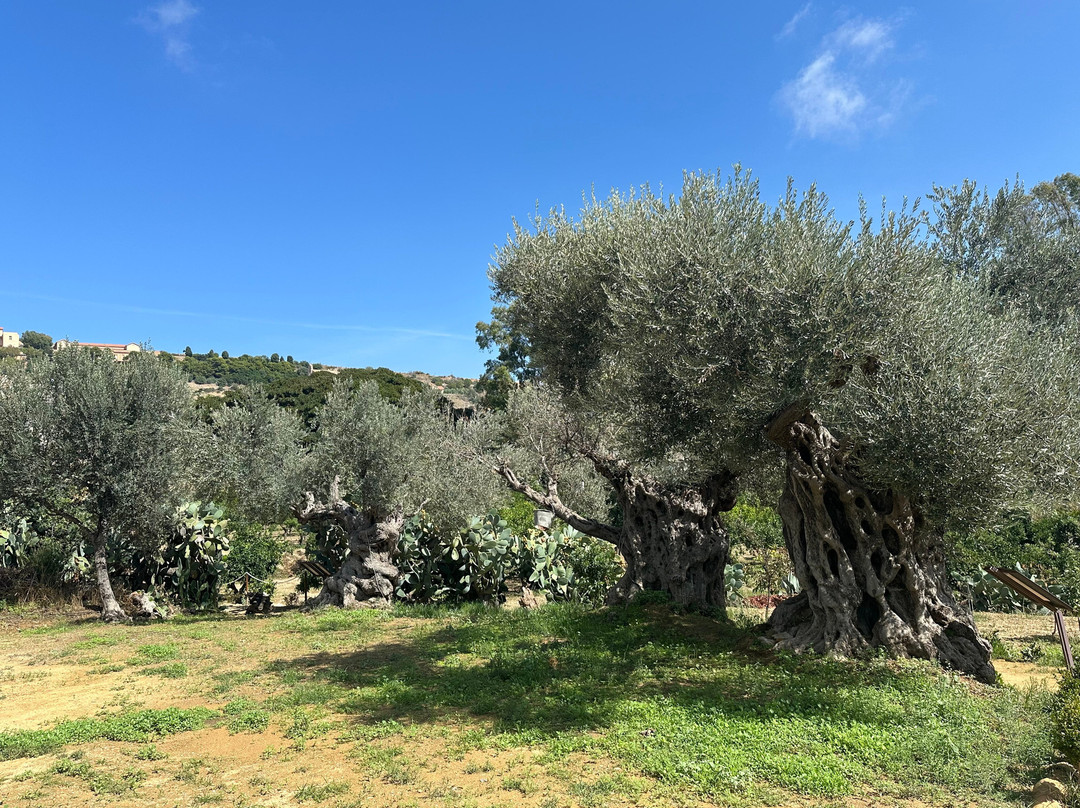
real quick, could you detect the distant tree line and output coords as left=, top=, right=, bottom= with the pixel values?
left=194, top=367, right=425, bottom=430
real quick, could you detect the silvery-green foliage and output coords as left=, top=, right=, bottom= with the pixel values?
left=310, top=380, right=505, bottom=534
left=490, top=168, right=1080, bottom=530
left=206, top=387, right=306, bottom=522
left=496, top=385, right=612, bottom=519
left=929, top=175, right=1080, bottom=321
left=0, top=348, right=196, bottom=549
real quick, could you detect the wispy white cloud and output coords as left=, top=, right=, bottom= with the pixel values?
left=778, top=14, right=909, bottom=140
left=779, top=53, right=866, bottom=138
left=777, top=3, right=812, bottom=40
left=829, top=19, right=893, bottom=62
left=0, top=290, right=473, bottom=341
left=137, top=0, right=199, bottom=70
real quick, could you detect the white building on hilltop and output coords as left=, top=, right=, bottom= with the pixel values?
left=0, top=328, right=21, bottom=349
left=53, top=340, right=142, bottom=361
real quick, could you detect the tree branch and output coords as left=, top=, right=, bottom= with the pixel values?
left=494, top=461, right=620, bottom=546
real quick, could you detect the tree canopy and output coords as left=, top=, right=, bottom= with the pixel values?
left=0, top=349, right=195, bottom=620
left=308, top=380, right=503, bottom=535
left=489, top=169, right=1080, bottom=529
left=19, top=330, right=53, bottom=352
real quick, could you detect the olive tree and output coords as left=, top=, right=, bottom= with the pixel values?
left=0, top=348, right=195, bottom=621
left=203, top=387, right=306, bottom=523
left=297, top=380, right=505, bottom=609
left=929, top=173, right=1080, bottom=321
left=490, top=383, right=736, bottom=609
left=488, top=169, right=1080, bottom=680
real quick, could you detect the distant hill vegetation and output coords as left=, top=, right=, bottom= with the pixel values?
left=5, top=339, right=478, bottom=425
left=195, top=367, right=426, bottom=429
left=180, top=351, right=313, bottom=386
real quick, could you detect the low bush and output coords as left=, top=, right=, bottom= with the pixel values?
left=1052, top=672, right=1080, bottom=764
left=949, top=509, right=1080, bottom=607
left=222, top=516, right=288, bottom=595
left=395, top=512, right=622, bottom=605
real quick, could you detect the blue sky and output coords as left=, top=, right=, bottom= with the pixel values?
left=1, top=2, right=1077, bottom=376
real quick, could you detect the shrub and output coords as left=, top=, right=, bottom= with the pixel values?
left=396, top=511, right=517, bottom=603
left=1052, top=672, right=1080, bottom=764
left=498, top=493, right=537, bottom=540
left=163, top=502, right=229, bottom=610
left=543, top=529, right=622, bottom=605
left=222, top=517, right=288, bottom=595
left=396, top=514, right=622, bottom=606
left=0, top=514, right=89, bottom=601
left=949, top=509, right=1080, bottom=606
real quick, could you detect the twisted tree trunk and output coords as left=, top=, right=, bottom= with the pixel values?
left=497, top=458, right=736, bottom=613
left=295, top=479, right=404, bottom=610
left=765, top=406, right=994, bottom=683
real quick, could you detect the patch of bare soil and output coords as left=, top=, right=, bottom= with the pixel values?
left=975, top=610, right=1077, bottom=690
left=993, top=660, right=1060, bottom=690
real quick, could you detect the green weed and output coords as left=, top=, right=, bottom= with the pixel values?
left=224, top=699, right=271, bottom=734
left=133, top=743, right=167, bottom=760
left=137, top=662, right=188, bottom=678
left=50, top=755, right=147, bottom=794
left=295, top=780, right=350, bottom=802
left=127, top=643, right=179, bottom=666
left=0, top=707, right=214, bottom=760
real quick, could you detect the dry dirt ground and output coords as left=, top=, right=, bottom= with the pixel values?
left=0, top=604, right=1065, bottom=808
left=0, top=606, right=712, bottom=808
left=975, top=610, right=1079, bottom=689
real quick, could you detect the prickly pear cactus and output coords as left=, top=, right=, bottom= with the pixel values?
left=165, top=502, right=229, bottom=610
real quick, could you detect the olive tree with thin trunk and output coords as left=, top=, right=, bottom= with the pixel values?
left=488, top=168, right=1080, bottom=681
left=202, top=386, right=307, bottom=523
left=0, top=348, right=195, bottom=622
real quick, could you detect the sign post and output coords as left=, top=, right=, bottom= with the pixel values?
left=984, top=566, right=1076, bottom=676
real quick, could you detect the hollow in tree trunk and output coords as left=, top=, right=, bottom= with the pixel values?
left=496, top=457, right=736, bottom=613
left=602, top=467, right=737, bottom=611
left=295, top=479, right=403, bottom=610
left=93, top=537, right=130, bottom=623
left=765, top=406, right=994, bottom=683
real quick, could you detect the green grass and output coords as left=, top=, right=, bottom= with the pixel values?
left=261, top=603, right=1049, bottom=804
left=127, top=642, right=179, bottom=665
left=0, top=707, right=214, bottom=760
left=295, top=780, right=350, bottom=802
left=137, top=661, right=188, bottom=678
left=224, top=699, right=272, bottom=734
left=50, top=755, right=147, bottom=794
left=0, top=601, right=1055, bottom=806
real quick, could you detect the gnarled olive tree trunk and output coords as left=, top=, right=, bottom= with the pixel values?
left=295, top=480, right=404, bottom=610
left=765, top=406, right=994, bottom=683
left=601, top=466, right=736, bottom=610
left=497, top=458, right=736, bottom=613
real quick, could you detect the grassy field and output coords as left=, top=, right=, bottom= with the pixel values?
left=0, top=600, right=1067, bottom=808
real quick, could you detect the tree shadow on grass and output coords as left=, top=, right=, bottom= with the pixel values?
left=255, top=603, right=1049, bottom=803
